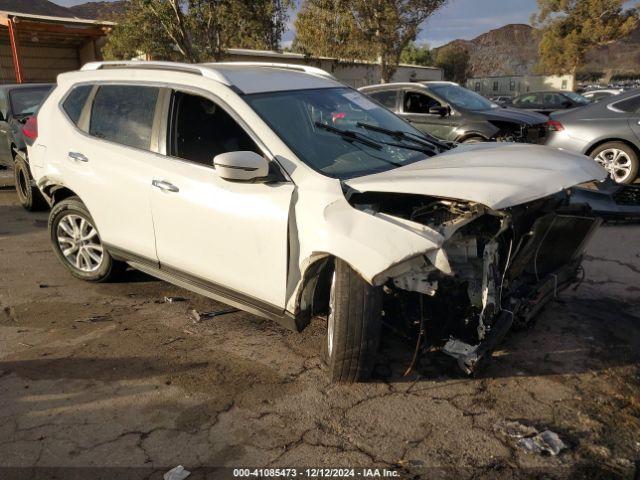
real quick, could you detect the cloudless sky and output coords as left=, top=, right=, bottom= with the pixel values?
left=54, top=0, right=540, bottom=47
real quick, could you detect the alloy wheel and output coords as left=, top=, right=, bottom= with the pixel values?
left=56, top=214, right=104, bottom=272
left=594, top=148, right=634, bottom=183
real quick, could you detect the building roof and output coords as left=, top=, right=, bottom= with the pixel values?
left=0, top=10, right=115, bottom=26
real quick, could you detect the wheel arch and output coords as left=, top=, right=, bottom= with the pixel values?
left=41, top=184, right=80, bottom=207
left=585, top=137, right=640, bottom=158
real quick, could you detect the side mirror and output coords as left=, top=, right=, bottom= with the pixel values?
left=428, top=106, right=449, bottom=116
left=213, top=151, right=270, bottom=182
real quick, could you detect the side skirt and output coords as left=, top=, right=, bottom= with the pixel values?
left=106, top=244, right=300, bottom=332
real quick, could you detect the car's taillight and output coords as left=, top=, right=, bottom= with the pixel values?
left=22, top=116, right=38, bottom=142
left=547, top=119, right=564, bottom=132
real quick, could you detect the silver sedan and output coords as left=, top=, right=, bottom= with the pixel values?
left=545, top=90, right=640, bottom=184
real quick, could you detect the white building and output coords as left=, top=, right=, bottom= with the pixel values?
left=223, top=48, right=443, bottom=88
left=467, top=74, right=576, bottom=97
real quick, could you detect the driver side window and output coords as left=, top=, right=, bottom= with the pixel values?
left=404, top=91, right=441, bottom=114
left=169, top=91, right=260, bottom=165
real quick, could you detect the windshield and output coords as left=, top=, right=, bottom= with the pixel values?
left=9, top=87, right=52, bottom=117
left=246, top=87, right=440, bottom=179
left=428, top=84, right=498, bottom=111
left=564, top=91, right=590, bottom=105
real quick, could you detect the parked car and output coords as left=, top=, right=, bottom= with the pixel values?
left=582, top=89, right=623, bottom=103
left=359, top=82, right=548, bottom=144
left=0, top=83, right=54, bottom=210
left=545, top=89, right=640, bottom=184
left=490, top=95, right=513, bottom=107
left=512, top=90, right=590, bottom=115
left=29, top=61, right=607, bottom=382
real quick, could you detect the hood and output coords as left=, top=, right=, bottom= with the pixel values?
left=345, top=143, right=607, bottom=210
left=472, top=107, right=548, bottom=125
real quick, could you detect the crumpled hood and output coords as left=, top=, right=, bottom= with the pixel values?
left=345, top=143, right=607, bottom=210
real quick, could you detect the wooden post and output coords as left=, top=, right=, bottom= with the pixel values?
left=7, top=18, right=23, bottom=83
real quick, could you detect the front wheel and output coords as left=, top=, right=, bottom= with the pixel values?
left=591, top=142, right=638, bottom=184
left=49, top=197, right=124, bottom=282
left=324, top=259, right=382, bottom=383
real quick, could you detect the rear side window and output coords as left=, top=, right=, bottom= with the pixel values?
left=89, top=85, right=159, bottom=150
left=613, top=95, right=640, bottom=114
left=369, top=90, right=398, bottom=110
left=63, top=85, right=92, bottom=125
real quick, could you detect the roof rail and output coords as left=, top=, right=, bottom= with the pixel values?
left=81, top=61, right=232, bottom=85
left=202, top=62, right=338, bottom=81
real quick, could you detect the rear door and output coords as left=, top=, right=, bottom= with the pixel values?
left=513, top=93, right=544, bottom=114
left=399, top=89, right=454, bottom=140
left=57, top=83, right=162, bottom=262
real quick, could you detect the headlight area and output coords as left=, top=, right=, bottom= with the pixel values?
left=351, top=192, right=600, bottom=375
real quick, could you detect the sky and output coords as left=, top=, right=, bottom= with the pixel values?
left=53, top=0, right=540, bottom=48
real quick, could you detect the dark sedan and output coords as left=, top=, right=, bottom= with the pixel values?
left=545, top=89, right=640, bottom=184
left=0, top=83, right=53, bottom=210
left=359, top=82, right=548, bottom=144
left=511, top=90, right=590, bottom=116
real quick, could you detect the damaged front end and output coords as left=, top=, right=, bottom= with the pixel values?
left=347, top=190, right=600, bottom=374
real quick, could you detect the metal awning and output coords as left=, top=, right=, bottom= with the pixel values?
left=0, top=11, right=114, bottom=83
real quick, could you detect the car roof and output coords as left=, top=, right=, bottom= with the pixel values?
left=77, top=61, right=343, bottom=94
left=359, top=81, right=458, bottom=92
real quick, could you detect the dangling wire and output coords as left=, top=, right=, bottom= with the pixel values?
left=404, top=294, right=425, bottom=377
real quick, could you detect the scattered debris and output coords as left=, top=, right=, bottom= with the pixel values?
left=495, top=421, right=567, bottom=456
left=18, top=342, right=33, bottom=348
left=163, top=337, right=184, bottom=346
left=38, top=283, right=49, bottom=288
left=189, top=307, right=239, bottom=323
left=159, top=296, right=188, bottom=304
left=75, top=315, right=112, bottom=323
left=183, top=329, right=196, bottom=335
left=164, top=465, right=190, bottom=480
left=519, top=430, right=567, bottom=456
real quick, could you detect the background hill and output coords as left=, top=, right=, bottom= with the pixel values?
left=435, top=23, right=640, bottom=80
left=0, top=0, right=127, bottom=20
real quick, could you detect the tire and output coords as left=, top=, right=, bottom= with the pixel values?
left=49, top=197, right=124, bottom=282
left=14, top=156, right=47, bottom=211
left=590, top=142, right=639, bottom=185
left=324, top=259, right=383, bottom=383
left=461, top=136, right=485, bottom=144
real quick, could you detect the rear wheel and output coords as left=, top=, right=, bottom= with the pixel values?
left=461, top=136, right=485, bottom=144
left=324, top=259, right=382, bottom=383
left=591, top=142, right=638, bottom=184
left=49, top=197, right=124, bottom=282
left=14, top=156, right=47, bottom=211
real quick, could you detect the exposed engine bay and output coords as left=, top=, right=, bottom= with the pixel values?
left=347, top=189, right=600, bottom=374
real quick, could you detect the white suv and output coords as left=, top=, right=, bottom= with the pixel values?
left=29, top=61, right=605, bottom=382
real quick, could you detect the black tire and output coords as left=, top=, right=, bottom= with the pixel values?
left=14, top=156, right=47, bottom=211
left=49, top=197, right=125, bottom=282
left=590, top=141, right=639, bottom=185
left=324, top=259, right=383, bottom=383
left=461, top=136, right=485, bottom=144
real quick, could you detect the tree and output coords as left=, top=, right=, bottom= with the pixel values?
left=294, top=0, right=448, bottom=83
left=434, top=44, right=470, bottom=83
left=103, top=0, right=293, bottom=62
left=533, top=0, right=639, bottom=75
left=400, top=42, right=433, bottom=65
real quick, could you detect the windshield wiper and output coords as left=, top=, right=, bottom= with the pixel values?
left=356, top=122, right=449, bottom=151
left=315, top=122, right=382, bottom=150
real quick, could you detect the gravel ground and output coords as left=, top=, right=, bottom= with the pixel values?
left=0, top=185, right=639, bottom=480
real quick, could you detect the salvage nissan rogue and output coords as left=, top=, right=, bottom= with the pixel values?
left=28, top=61, right=606, bottom=382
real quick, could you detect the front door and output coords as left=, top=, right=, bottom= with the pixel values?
left=400, top=90, right=454, bottom=140
left=0, top=90, right=12, bottom=166
left=150, top=90, right=294, bottom=309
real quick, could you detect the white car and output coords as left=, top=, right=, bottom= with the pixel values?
left=28, top=61, right=606, bottom=382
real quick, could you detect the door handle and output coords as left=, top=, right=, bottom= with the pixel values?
left=152, top=179, right=179, bottom=193
left=68, top=151, right=89, bottom=162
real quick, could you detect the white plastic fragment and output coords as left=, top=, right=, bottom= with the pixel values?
left=518, top=430, right=567, bottom=456
left=164, top=465, right=191, bottom=480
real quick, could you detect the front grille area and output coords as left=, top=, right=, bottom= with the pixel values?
left=525, top=124, right=547, bottom=144
left=613, top=185, right=640, bottom=206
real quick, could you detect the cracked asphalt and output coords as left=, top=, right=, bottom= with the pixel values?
left=1, top=183, right=639, bottom=480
